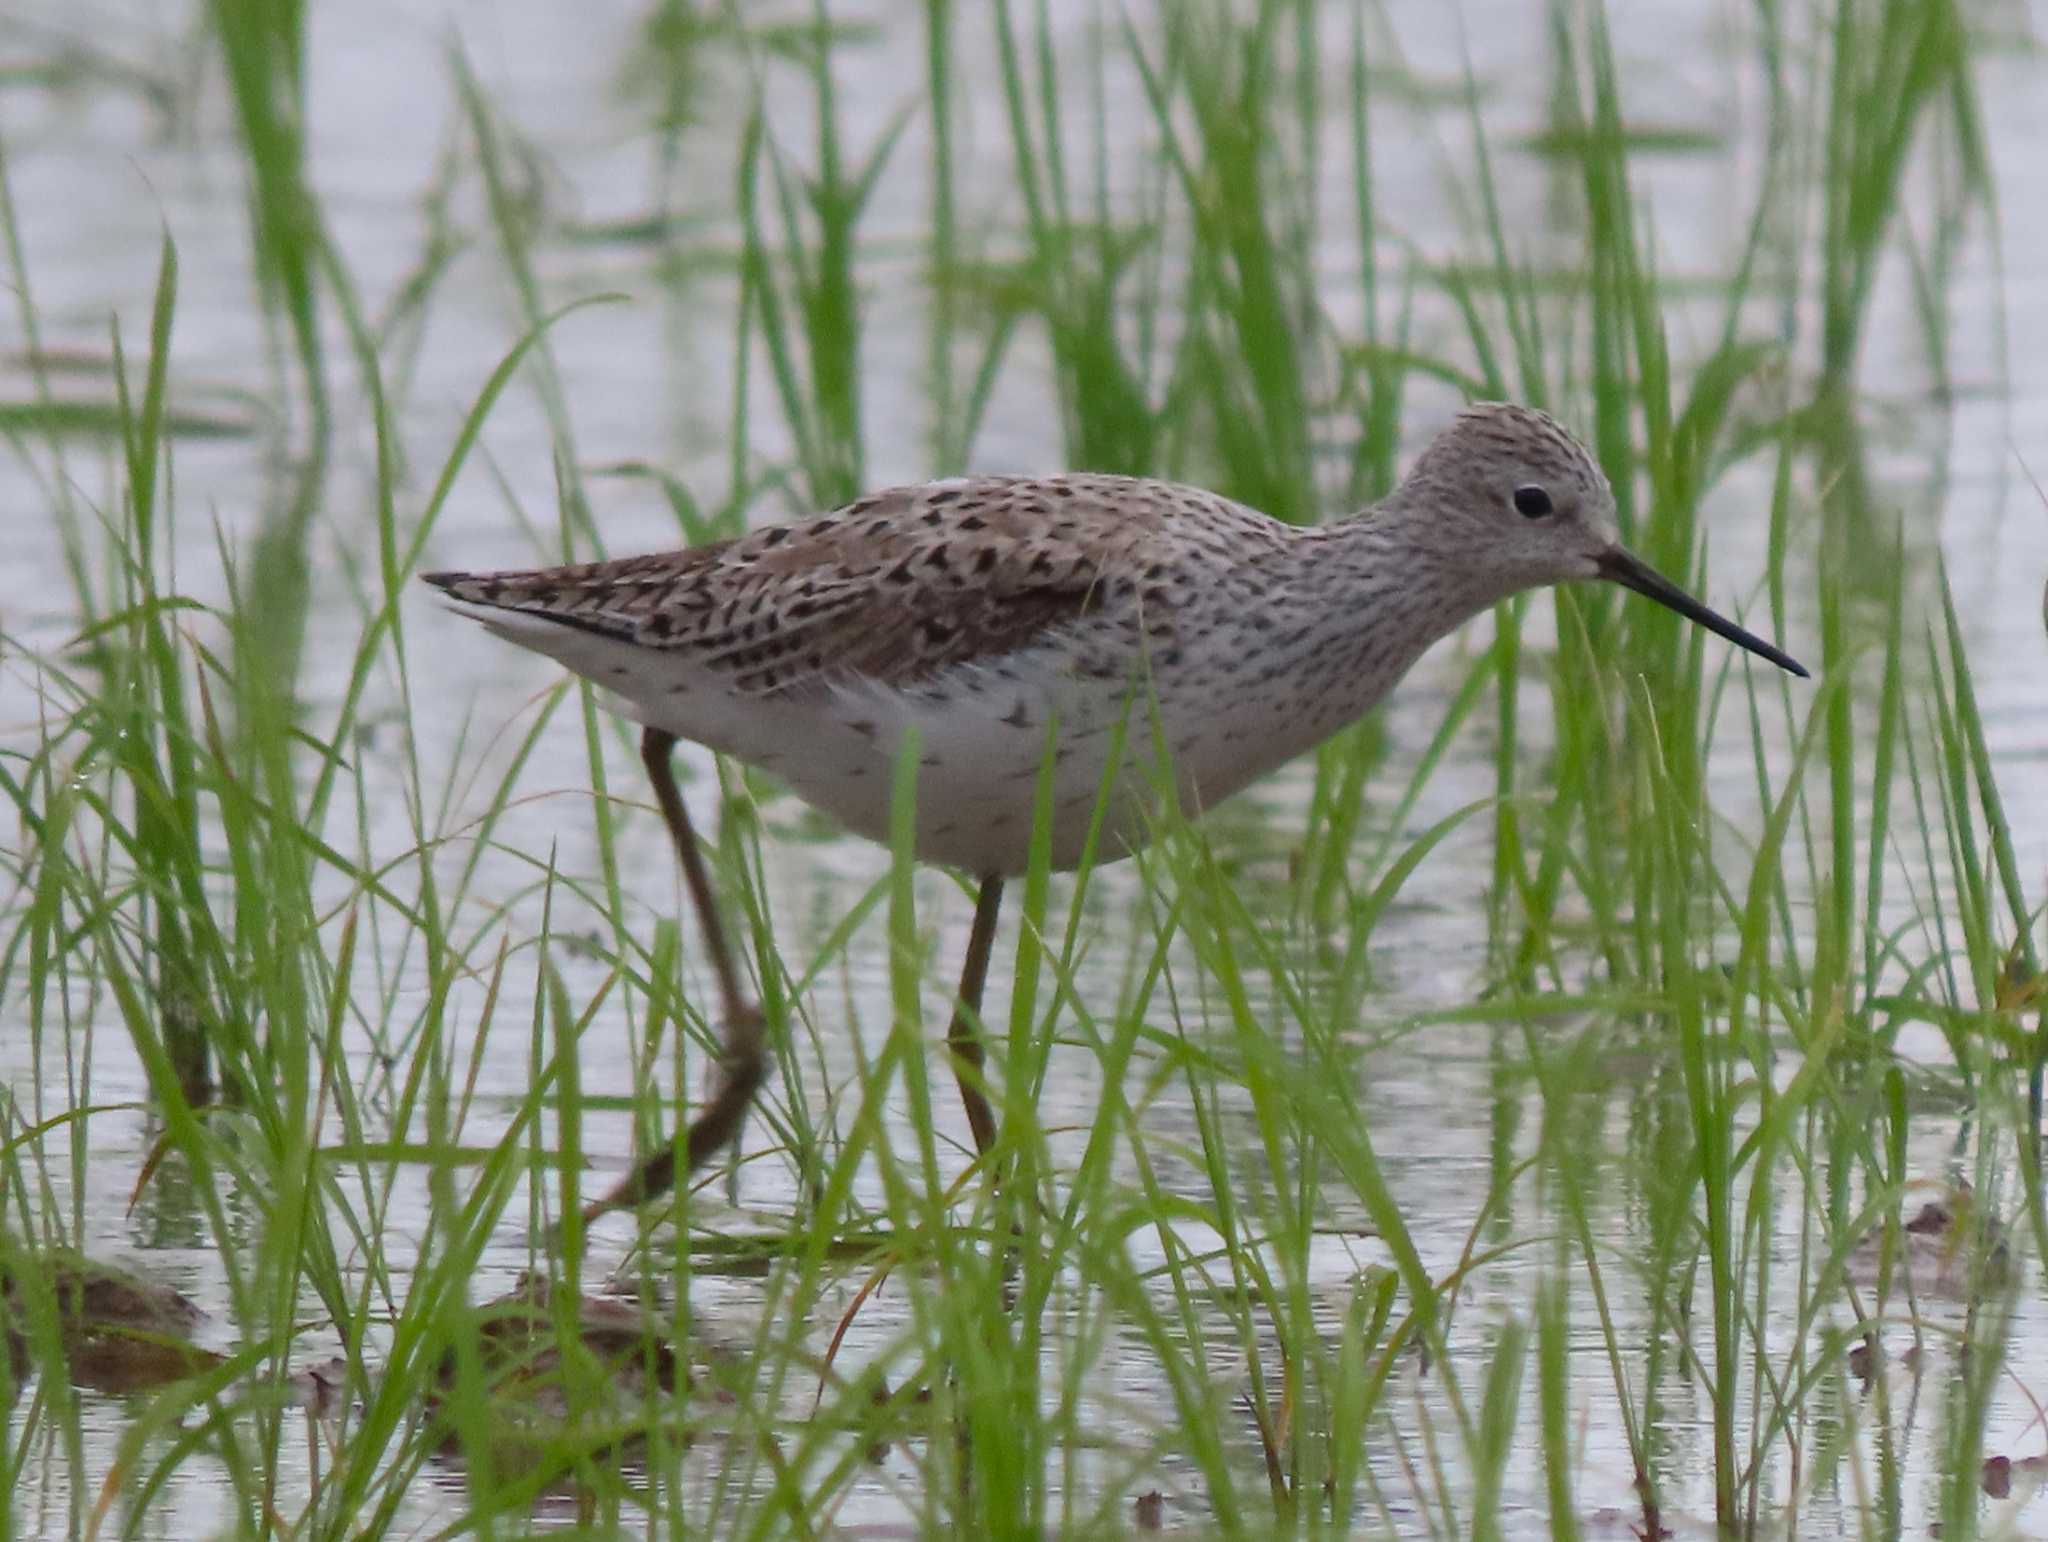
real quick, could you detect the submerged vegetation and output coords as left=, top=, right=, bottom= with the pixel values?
left=0, top=0, right=2041, bottom=1536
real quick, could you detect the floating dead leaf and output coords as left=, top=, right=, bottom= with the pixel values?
left=1847, top=1182, right=2010, bottom=1302
left=291, top=1355, right=350, bottom=1417
left=1, top=1249, right=218, bottom=1393
left=425, top=1272, right=688, bottom=1484
left=66, top=1328, right=222, bottom=1395
left=1995, top=946, right=2040, bottom=1013
left=1982, top=1451, right=2048, bottom=1500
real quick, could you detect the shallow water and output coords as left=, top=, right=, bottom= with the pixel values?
left=4, top=0, right=2048, bottom=1535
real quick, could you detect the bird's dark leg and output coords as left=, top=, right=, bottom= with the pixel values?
left=579, top=728, right=767, bottom=1226
left=947, top=876, right=1005, bottom=1160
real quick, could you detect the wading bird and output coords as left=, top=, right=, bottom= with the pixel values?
left=426, top=402, right=1807, bottom=1221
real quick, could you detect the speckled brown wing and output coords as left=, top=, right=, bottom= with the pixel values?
left=423, top=475, right=1176, bottom=698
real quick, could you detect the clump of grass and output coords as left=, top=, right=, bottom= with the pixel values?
left=981, top=0, right=1164, bottom=477
left=733, top=5, right=912, bottom=512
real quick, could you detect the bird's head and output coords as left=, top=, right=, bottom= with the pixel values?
left=1385, top=401, right=1806, bottom=677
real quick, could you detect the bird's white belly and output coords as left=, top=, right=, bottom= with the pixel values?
left=624, top=644, right=1289, bottom=876
left=758, top=670, right=1151, bottom=875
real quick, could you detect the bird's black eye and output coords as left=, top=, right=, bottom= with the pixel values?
left=1512, top=484, right=1554, bottom=519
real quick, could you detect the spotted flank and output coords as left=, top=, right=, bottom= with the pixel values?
left=424, top=474, right=1299, bottom=700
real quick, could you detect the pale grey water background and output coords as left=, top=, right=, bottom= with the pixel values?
left=4, top=0, right=2048, bottom=1534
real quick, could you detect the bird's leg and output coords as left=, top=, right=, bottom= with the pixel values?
left=946, top=876, right=1005, bottom=1160
left=578, top=729, right=767, bottom=1226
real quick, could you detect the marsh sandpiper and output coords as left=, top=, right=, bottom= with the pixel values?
left=425, top=402, right=1807, bottom=1220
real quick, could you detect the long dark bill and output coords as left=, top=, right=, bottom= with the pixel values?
left=1595, top=547, right=1809, bottom=678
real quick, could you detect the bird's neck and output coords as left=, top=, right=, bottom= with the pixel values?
left=1302, top=506, right=1515, bottom=640
left=1201, top=512, right=1515, bottom=753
